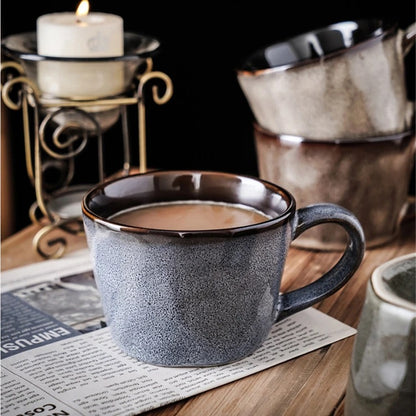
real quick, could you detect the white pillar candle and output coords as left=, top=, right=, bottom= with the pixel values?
left=36, top=3, right=125, bottom=99
left=37, top=12, right=123, bottom=58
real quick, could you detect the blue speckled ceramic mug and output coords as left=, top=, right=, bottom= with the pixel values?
left=82, top=170, right=365, bottom=366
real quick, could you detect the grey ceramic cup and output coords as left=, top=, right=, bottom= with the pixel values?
left=254, top=123, right=416, bottom=250
left=345, top=253, right=416, bottom=416
left=82, top=170, right=365, bottom=366
left=237, top=19, right=415, bottom=140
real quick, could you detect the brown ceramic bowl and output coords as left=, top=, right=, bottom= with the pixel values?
left=253, top=123, right=415, bottom=250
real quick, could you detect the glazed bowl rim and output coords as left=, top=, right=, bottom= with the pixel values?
left=253, top=123, right=415, bottom=144
left=237, top=18, right=396, bottom=76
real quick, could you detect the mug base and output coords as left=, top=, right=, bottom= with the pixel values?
left=115, top=339, right=260, bottom=368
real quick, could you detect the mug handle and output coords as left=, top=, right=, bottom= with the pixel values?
left=276, top=203, right=365, bottom=321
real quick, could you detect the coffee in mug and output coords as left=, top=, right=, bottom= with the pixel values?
left=110, top=201, right=271, bottom=230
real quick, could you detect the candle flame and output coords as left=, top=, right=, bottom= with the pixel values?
left=76, top=0, right=90, bottom=17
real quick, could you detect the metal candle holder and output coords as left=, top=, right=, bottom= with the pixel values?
left=1, top=32, right=173, bottom=259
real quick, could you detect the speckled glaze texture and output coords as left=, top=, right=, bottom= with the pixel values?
left=83, top=217, right=289, bottom=366
left=254, top=123, right=415, bottom=250
left=345, top=253, right=416, bottom=416
left=237, top=21, right=415, bottom=140
left=82, top=170, right=365, bottom=366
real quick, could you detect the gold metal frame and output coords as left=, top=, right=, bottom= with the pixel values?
left=1, top=58, right=173, bottom=259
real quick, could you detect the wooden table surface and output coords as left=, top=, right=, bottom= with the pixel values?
left=1, top=219, right=415, bottom=416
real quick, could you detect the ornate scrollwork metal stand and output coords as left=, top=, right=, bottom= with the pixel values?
left=1, top=58, right=173, bottom=259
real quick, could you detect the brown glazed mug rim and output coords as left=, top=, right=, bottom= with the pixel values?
left=253, top=122, right=415, bottom=145
left=237, top=19, right=396, bottom=77
left=82, top=170, right=296, bottom=238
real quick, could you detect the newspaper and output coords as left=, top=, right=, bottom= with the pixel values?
left=1, top=249, right=356, bottom=416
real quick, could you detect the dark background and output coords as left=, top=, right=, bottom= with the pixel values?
left=1, top=1, right=415, bottom=234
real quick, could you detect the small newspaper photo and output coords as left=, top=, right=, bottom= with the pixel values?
left=1, top=249, right=356, bottom=416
